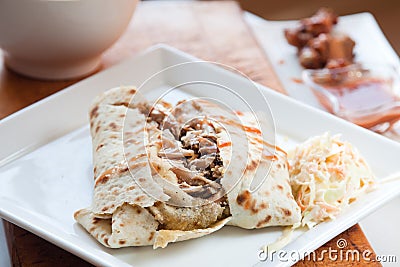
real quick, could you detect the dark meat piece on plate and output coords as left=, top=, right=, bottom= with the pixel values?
left=327, top=33, right=355, bottom=65
left=301, top=8, right=338, bottom=36
left=284, top=8, right=338, bottom=49
left=285, top=8, right=355, bottom=69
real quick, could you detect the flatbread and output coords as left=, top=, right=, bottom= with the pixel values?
left=75, top=87, right=300, bottom=249
left=74, top=204, right=158, bottom=247
left=75, top=87, right=231, bottom=248
left=153, top=217, right=232, bottom=249
left=88, top=88, right=169, bottom=216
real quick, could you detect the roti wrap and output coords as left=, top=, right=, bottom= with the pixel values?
left=74, top=87, right=300, bottom=248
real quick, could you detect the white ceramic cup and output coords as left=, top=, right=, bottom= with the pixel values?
left=0, top=0, right=138, bottom=80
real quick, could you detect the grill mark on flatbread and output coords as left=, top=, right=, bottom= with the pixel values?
left=96, top=143, right=105, bottom=151
left=95, top=169, right=114, bottom=185
left=90, top=105, right=99, bottom=118
left=236, top=190, right=258, bottom=214
left=95, top=160, right=149, bottom=186
left=109, top=122, right=120, bottom=131
left=280, top=207, right=292, bottom=217
left=245, top=159, right=258, bottom=172
left=95, top=165, right=129, bottom=184
left=129, top=161, right=147, bottom=170
left=148, top=231, right=155, bottom=242
left=135, top=196, right=145, bottom=202
left=125, top=138, right=141, bottom=145
left=256, top=215, right=272, bottom=228
left=259, top=203, right=268, bottom=209
left=113, top=102, right=130, bottom=108
left=236, top=190, right=250, bottom=206
left=129, top=153, right=147, bottom=163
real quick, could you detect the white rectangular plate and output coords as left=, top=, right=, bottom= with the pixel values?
left=1, top=45, right=400, bottom=267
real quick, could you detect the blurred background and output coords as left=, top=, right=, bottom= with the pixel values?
left=237, top=0, right=400, bottom=55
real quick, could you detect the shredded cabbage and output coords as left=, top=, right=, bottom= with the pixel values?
left=288, top=133, right=376, bottom=228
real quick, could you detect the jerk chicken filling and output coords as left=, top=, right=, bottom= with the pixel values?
left=139, top=101, right=226, bottom=200
left=178, top=118, right=224, bottom=182
left=134, top=101, right=230, bottom=231
left=161, top=117, right=225, bottom=199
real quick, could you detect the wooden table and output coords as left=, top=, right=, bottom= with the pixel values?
left=0, top=1, right=380, bottom=266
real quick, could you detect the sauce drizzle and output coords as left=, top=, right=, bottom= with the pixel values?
left=218, top=141, right=232, bottom=148
left=243, top=126, right=262, bottom=135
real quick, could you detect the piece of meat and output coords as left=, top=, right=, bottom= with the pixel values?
left=180, top=129, right=202, bottom=148
left=301, top=33, right=355, bottom=69
left=301, top=8, right=338, bottom=36
left=284, top=8, right=338, bottom=49
left=308, top=33, right=330, bottom=61
left=183, top=183, right=223, bottom=199
left=170, top=165, right=204, bottom=185
left=284, top=26, right=314, bottom=49
left=299, top=47, right=326, bottom=69
left=326, top=58, right=352, bottom=69
left=284, top=8, right=355, bottom=69
left=198, top=137, right=217, bottom=156
left=327, top=33, right=355, bottom=64
left=158, top=129, right=194, bottom=159
left=188, top=156, right=215, bottom=170
left=160, top=129, right=179, bottom=149
left=148, top=201, right=224, bottom=231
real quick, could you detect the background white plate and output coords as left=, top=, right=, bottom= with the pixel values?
left=1, top=45, right=400, bottom=267
left=245, top=13, right=400, bottom=265
left=245, top=12, right=400, bottom=109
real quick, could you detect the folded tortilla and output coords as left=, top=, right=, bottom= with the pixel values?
left=74, top=87, right=300, bottom=248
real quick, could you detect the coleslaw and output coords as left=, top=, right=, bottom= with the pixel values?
left=288, top=133, right=376, bottom=228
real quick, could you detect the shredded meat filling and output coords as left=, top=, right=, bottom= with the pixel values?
left=179, top=118, right=224, bottom=182
left=141, top=103, right=225, bottom=200
left=169, top=117, right=225, bottom=199
left=131, top=101, right=231, bottom=231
